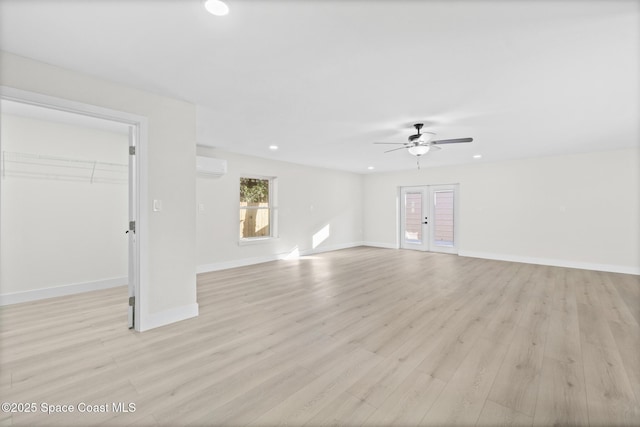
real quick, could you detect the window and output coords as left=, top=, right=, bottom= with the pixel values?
left=239, top=176, right=277, bottom=241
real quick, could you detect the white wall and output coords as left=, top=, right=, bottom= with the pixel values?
left=196, top=147, right=363, bottom=271
left=0, top=52, right=198, bottom=330
left=363, top=148, right=640, bottom=274
left=1, top=114, right=128, bottom=300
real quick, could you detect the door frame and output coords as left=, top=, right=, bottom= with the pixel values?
left=398, top=183, right=460, bottom=254
left=0, top=86, right=148, bottom=331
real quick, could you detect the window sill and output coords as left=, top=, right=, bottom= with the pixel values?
left=238, top=237, right=279, bottom=246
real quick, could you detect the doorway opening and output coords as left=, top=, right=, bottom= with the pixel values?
left=399, top=184, right=459, bottom=254
left=0, top=87, right=145, bottom=331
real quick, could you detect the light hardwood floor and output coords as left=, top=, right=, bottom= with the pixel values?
left=1, top=247, right=639, bottom=426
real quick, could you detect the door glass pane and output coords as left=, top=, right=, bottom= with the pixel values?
left=433, top=190, right=454, bottom=246
left=404, top=192, right=423, bottom=243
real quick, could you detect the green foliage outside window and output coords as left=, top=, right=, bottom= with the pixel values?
left=240, top=178, right=269, bottom=204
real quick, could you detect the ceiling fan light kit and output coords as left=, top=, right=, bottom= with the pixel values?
left=374, top=123, right=473, bottom=169
left=408, top=145, right=430, bottom=156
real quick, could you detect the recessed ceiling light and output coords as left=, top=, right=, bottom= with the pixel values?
left=367, top=166, right=375, bottom=170
left=269, top=145, right=278, bottom=151
left=204, top=0, right=229, bottom=16
left=473, top=154, right=482, bottom=159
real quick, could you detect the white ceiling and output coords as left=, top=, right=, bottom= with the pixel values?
left=1, top=0, right=638, bottom=173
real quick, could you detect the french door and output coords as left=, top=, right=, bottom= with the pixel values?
left=400, top=184, right=458, bottom=254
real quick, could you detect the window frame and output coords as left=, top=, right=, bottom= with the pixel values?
left=238, top=175, right=278, bottom=245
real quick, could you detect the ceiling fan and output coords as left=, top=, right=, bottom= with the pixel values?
left=375, top=123, right=473, bottom=168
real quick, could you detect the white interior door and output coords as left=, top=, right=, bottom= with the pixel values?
left=127, top=126, right=137, bottom=329
left=400, top=184, right=459, bottom=254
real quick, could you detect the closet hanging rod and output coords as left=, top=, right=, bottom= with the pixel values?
left=2, top=151, right=127, bottom=169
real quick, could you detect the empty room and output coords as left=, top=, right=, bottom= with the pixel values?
left=0, top=1, right=638, bottom=426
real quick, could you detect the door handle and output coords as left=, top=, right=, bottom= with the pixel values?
left=423, top=222, right=428, bottom=224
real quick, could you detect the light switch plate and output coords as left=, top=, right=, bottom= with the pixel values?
left=153, top=199, right=162, bottom=212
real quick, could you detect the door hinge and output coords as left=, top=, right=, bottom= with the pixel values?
left=129, top=296, right=135, bottom=307
left=129, top=146, right=136, bottom=155
left=129, top=221, right=136, bottom=233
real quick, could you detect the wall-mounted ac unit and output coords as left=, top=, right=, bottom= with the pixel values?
left=196, top=156, right=227, bottom=178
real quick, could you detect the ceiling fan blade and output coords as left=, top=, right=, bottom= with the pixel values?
left=374, top=142, right=407, bottom=145
left=384, top=147, right=408, bottom=153
left=432, top=137, right=473, bottom=145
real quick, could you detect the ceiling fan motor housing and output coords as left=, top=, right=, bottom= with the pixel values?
left=408, top=123, right=425, bottom=143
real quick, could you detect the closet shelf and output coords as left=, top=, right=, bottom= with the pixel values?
left=1, top=151, right=127, bottom=184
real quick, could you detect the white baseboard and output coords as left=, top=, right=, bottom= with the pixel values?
left=140, top=302, right=199, bottom=332
left=196, top=244, right=640, bottom=276
left=197, top=254, right=283, bottom=273
left=197, top=241, right=365, bottom=274
left=458, top=250, right=640, bottom=275
left=0, top=277, right=127, bottom=306
left=299, top=241, right=364, bottom=256
left=362, top=241, right=399, bottom=249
